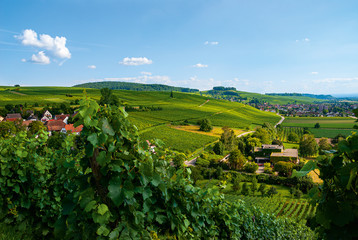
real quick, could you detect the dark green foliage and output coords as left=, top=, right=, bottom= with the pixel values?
left=272, top=139, right=283, bottom=145
left=299, top=134, right=318, bottom=157
left=266, top=186, right=278, bottom=197
left=250, top=177, right=258, bottom=194
left=172, top=152, right=186, bottom=168
left=74, top=81, right=199, bottom=92
left=27, top=121, right=46, bottom=135
left=189, top=167, right=203, bottom=184
left=198, top=119, right=213, bottom=132
left=258, top=183, right=267, bottom=196
left=252, top=127, right=271, bottom=144
left=220, top=126, right=236, bottom=150
left=287, top=132, right=300, bottom=143
left=213, top=141, right=224, bottom=155
left=244, top=162, right=259, bottom=173
left=47, top=132, right=66, bottom=150
left=170, top=90, right=173, bottom=98
left=274, top=161, right=295, bottom=177
left=241, top=182, right=250, bottom=196
left=229, top=149, right=246, bottom=170
left=232, top=176, right=242, bottom=193
left=99, top=88, right=119, bottom=106
left=314, top=123, right=320, bottom=128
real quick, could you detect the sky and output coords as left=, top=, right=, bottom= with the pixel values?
left=1, top=0, right=358, bottom=95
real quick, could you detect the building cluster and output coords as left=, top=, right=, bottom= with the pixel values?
left=0, top=110, right=83, bottom=135
left=254, top=144, right=299, bottom=165
left=253, top=102, right=358, bottom=117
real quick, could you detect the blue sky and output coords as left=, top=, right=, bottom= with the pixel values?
left=1, top=0, right=358, bottom=94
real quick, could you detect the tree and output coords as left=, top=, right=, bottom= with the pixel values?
left=241, top=182, right=250, bottom=196
left=263, top=162, right=273, bottom=174
left=198, top=119, right=213, bottom=132
left=252, top=128, right=271, bottom=144
left=318, top=138, right=331, bottom=152
left=220, top=126, right=236, bottom=150
left=5, top=104, right=13, bottom=112
left=170, top=90, right=174, bottom=98
left=47, top=132, right=65, bottom=149
left=314, top=122, right=320, bottom=128
left=172, top=153, right=186, bottom=168
left=99, top=88, right=119, bottom=106
left=274, top=161, right=295, bottom=177
left=272, top=139, right=283, bottom=146
left=266, top=186, right=278, bottom=197
left=189, top=167, right=203, bottom=184
left=250, top=177, right=258, bottom=194
left=287, top=132, right=300, bottom=143
left=258, top=183, right=267, bottom=196
left=232, top=176, right=242, bottom=193
left=0, top=121, right=16, bottom=138
left=299, top=134, right=318, bottom=157
left=228, top=149, right=247, bottom=170
left=28, top=121, right=46, bottom=135
left=213, top=141, right=224, bottom=155
left=244, top=162, right=259, bottom=173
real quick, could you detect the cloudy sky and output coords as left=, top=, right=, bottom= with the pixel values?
left=1, top=0, right=358, bottom=95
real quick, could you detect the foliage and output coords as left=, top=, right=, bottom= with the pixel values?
left=264, top=163, right=273, bottom=174
left=266, top=186, right=278, bottom=197
left=287, top=132, right=300, bottom=143
left=318, top=138, right=331, bottom=152
left=228, top=149, right=247, bottom=170
left=27, top=121, right=46, bottom=135
left=220, top=126, right=236, bottom=150
left=250, top=177, right=258, bottom=194
left=252, top=127, right=271, bottom=144
left=213, top=141, right=224, bottom=155
left=241, top=182, right=250, bottom=196
left=293, top=133, right=358, bottom=239
left=272, top=139, right=283, bottom=145
left=0, top=121, right=16, bottom=138
left=274, top=161, right=295, bottom=177
left=258, top=183, right=267, bottom=196
left=299, top=134, right=318, bottom=157
left=198, top=119, right=213, bottom=132
left=99, top=88, right=119, bottom=106
left=172, top=153, right=187, bottom=168
left=314, top=123, right=320, bottom=128
left=244, top=162, right=259, bottom=173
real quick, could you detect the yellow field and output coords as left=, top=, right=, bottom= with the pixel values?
left=171, top=124, right=244, bottom=137
left=308, top=169, right=323, bottom=184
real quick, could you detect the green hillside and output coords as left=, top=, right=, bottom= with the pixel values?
left=0, top=86, right=280, bottom=153
left=73, top=81, right=199, bottom=92
left=203, top=89, right=329, bottom=105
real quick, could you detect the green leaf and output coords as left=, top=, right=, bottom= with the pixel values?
left=96, top=151, right=107, bottom=166
left=108, top=176, right=124, bottom=206
left=143, top=187, right=152, bottom=200
left=85, top=200, right=97, bottom=212
left=98, top=204, right=109, bottom=215
left=87, top=133, right=98, bottom=146
left=102, top=118, right=115, bottom=136
left=97, top=225, right=110, bottom=236
left=109, top=229, right=119, bottom=240
left=156, top=214, right=167, bottom=224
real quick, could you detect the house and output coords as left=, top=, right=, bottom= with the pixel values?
left=46, top=120, right=66, bottom=133
left=254, top=144, right=298, bottom=164
left=22, top=120, right=33, bottom=127
left=41, top=110, right=52, bottom=123
left=270, top=149, right=299, bottom=164
left=27, top=114, right=39, bottom=121
left=63, top=124, right=83, bottom=135
left=0, top=116, right=3, bottom=122
left=5, top=113, right=22, bottom=122
left=55, top=114, right=70, bottom=124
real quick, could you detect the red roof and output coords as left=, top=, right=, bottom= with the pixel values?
left=65, top=124, right=83, bottom=133
left=47, top=120, right=66, bottom=131
left=55, top=114, right=70, bottom=120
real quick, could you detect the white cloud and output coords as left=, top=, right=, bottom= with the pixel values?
left=141, top=71, right=152, bottom=75
left=29, top=51, right=50, bottom=64
left=88, top=65, right=96, bottom=69
left=233, top=78, right=250, bottom=86
left=311, top=72, right=319, bottom=75
left=119, top=57, right=152, bottom=66
left=193, top=63, right=208, bottom=68
left=296, top=38, right=310, bottom=43
left=104, top=75, right=171, bottom=85
left=16, top=29, right=71, bottom=59
left=204, top=41, right=219, bottom=45
left=313, top=77, right=358, bottom=83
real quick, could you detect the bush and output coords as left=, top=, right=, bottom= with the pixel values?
left=213, top=141, right=224, bottom=155
left=274, top=161, right=295, bottom=177
left=263, top=162, right=273, bottom=174
left=198, top=119, right=213, bottom=132
left=243, top=162, right=259, bottom=173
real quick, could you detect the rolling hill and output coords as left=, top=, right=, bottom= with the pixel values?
left=0, top=86, right=280, bottom=153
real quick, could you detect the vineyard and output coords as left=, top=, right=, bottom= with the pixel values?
left=278, top=127, right=304, bottom=142
left=225, top=195, right=316, bottom=221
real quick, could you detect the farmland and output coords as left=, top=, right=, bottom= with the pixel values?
left=281, top=117, right=357, bottom=138
left=0, top=86, right=281, bottom=153
left=225, top=195, right=316, bottom=221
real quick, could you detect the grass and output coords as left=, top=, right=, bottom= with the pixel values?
left=171, top=125, right=245, bottom=138
left=283, top=142, right=299, bottom=149
left=282, top=117, right=356, bottom=129
left=140, top=125, right=218, bottom=153
left=309, top=128, right=357, bottom=138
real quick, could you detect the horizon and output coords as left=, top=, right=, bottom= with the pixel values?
left=1, top=0, right=358, bottom=95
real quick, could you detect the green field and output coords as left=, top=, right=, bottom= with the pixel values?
left=282, top=117, right=356, bottom=129
left=281, top=117, right=357, bottom=138
left=0, top=86, right=281, bottom=153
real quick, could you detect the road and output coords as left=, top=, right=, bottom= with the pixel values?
left=275, top=114, right=285, bottom=128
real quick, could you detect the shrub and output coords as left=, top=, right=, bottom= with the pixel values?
left=274, top=161, right=295, bottom=177
left=213, top=141, right=224, bottom=155
left=263, top=162, right=273, bottom=174
left=243, top=162, right=259, bottom=173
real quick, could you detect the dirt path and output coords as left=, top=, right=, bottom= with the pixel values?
left=275, top=114, right=285, bottom=128
left=9, top=91, right=26, bottom=96
left=198, top=99, right=210, bottom=107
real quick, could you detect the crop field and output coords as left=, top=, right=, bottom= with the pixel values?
left=278, top=127, right=304, bottom=142
left=225, top=195, right=316, bottom=221
left=0, top=86, right=281, bottom=153
left=282, top=117, right=356, bottom=129
left=171, top=125, right=244, bottom=138
left=139, top=125, right=218, bottom=153
left=309, top=128, right=357, bottom=138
